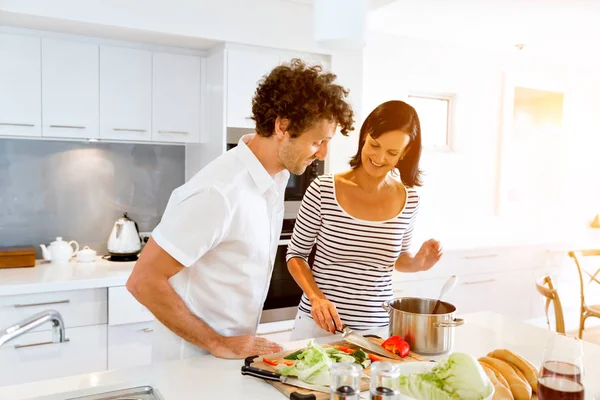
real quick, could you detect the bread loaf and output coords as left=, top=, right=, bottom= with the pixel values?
left=481, top=364, right=514, bottom=400
left=479, top=356, right=532, bottom=400
left=487, top=349, right=538, bottom=393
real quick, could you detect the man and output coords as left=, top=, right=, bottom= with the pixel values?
left=126, top=59, right=354, bottom=361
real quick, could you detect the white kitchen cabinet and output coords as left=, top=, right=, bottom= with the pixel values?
left=0, top=288, right=108, bottom=332
left=100, top=45, right=152, bottom=141
left=152, top=52, right=201, bottom=143
left=108, top=286, right=154, bottom=325
left=226, top=48, right=280, bottom=128
left=0, top=324, right=107, bottom=386
left=42, top=38, right=99, bottom=139
left=107, top=321, right=154, bottom=370
left=0, top=33, right=42, bottom=137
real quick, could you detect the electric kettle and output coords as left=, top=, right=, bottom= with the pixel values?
left=107, top=213, right=142, bottom=261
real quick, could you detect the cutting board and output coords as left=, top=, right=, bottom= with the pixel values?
left=248, top=336, right=430, bottom=400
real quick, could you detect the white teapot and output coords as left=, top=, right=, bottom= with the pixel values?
left=40, top=237, right=79, bottom=264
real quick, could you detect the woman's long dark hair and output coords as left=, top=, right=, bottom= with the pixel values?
left=349, top=100, right=423, bottom=187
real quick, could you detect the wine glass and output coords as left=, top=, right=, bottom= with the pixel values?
left=538, top=333, right=585, bottom=400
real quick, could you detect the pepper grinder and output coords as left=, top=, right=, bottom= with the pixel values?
left=369, top=362, right=401, bottom=400
left=330, top=362, right=362, bottom=400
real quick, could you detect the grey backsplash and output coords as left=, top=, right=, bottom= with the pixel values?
left=0, top=139, right=185, bottom=259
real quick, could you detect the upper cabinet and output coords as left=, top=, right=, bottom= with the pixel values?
left=42, top=38, right=99, bottom=139
left=152, top=52, right=202, bottom=143
left=0, top=34, right=42, bottom=137
left=100, top=46, right=152, bottom=142
left=226, top=48, right=280, bottom=129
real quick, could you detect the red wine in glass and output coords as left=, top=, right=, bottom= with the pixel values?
left=540, top=360, right=582, bottom=383
left=538, top=376, right=584, bottom=400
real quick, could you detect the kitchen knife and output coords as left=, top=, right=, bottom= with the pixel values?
left=338, top=325, right=402, bottom=360
left=241, top=365, right=330, bottom=393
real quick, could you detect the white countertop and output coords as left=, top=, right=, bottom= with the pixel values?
left=1, top=311, right=598, bottom=400
left=0, top=257, right=136, bottom=296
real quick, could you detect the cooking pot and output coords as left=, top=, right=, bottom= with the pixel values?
left=382, top=297, right=464, bottom=355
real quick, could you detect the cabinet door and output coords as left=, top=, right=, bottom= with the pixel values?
left=0, top=324, right=107, bottom=386
left=152, top=52, right=201, bottom=143
left=42, top=38, right=99, bottom=139
left=107, top=321, right=154, bottom=370
left=0, top=34, right=41, bottom=137
left=100, top=45, right=152, bottom=141
left=226, top=49, right=280, bottom=128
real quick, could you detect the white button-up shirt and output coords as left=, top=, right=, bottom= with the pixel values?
left=150, top=134, right=289, bottom=362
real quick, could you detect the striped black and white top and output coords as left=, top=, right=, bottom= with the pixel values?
left=286, top=174, right=420, bottom=330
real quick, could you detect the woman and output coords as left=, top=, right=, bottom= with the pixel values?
left=286, top=100, right=443, bottom=340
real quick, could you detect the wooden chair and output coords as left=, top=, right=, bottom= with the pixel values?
left=536, top=275, right=566, bottom=334
left=568, top=249, right=600, bottom=339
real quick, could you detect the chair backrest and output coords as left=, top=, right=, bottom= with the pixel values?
left=568, top=249, right=600, bottom=310
left=536, top=275, right=566, bottom=334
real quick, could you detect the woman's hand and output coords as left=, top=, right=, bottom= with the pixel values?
left=413, top=239, right=443, bottom=271
left=310, top=296, right=343, bottom=334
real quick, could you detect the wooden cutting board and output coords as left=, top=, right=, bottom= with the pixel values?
left=0, top=247, right=36, bottom=269
left=249, top=336, right=430, bottom=400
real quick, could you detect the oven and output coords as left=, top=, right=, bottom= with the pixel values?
left=260, top=218, right=317, bottom=323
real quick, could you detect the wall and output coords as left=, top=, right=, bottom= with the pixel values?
left=0, top=139, right=185, bottom=257
left=362, top=32, right=600, bottom=245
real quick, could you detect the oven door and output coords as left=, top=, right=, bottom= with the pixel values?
left=260, top=240, right=316, bottom=323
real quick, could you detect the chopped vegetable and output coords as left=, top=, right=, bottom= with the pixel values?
left=335, top=345, right=353, bottom=354
left=398, top=352, right=493, bottom=400
left=283, top=360, right=295, bottom=366
left=263, top=357, right=278, bottom=366
left=368, top=353, right=384, bottom=362
left=284, top=349, right=305, bottom=360
left=382, top=336, right=411, bottom=358
left=277, top=340, right=333, bottom=385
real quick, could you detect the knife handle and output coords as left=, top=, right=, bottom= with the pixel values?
left=241, top=365, right=282, bottom=382
left=244, top=355, right=258, bottom=366
left=290, top=393, right=317, bottom=400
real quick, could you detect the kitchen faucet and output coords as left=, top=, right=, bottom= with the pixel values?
left=0, top=310, right=66, bottom=347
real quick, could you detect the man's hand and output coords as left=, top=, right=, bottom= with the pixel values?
left=211, top=336, right=283, bottom=359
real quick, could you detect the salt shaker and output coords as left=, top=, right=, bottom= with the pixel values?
left=369, top=362, right=401, bottom=400
left=330, top=362, right=362, bottom=400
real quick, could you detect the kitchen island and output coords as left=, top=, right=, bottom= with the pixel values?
left=1, top=311, right=599, bottom=400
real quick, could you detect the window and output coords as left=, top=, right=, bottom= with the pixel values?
left=407, top=93, right=454, bottom=150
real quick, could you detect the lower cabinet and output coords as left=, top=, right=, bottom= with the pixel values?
left=107, top=321, right=155, bottom=370
left=0, top=324, right=107, bottom=386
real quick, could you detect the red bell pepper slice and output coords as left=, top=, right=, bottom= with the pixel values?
left=335, top=345, right=353, bottom=354
left=368, top=353, right=383, bottom=362
left=263, top=357, right=279, bottom=366
left=283, top=360, right=295, bottom=366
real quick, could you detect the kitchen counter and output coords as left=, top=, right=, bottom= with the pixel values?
left=1, top=311, right=599, bottom=400
left=0, top=257, right=136, bottom=296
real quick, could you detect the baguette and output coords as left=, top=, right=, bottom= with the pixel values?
left=481, top=364, right=514, bottom=400
left=479, top=356, right=532, bottom=400
left=479, top=361, right=510, bottom=389
left=487, top=349, right=538, bottom=393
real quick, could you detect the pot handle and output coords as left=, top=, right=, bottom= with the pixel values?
left=434, top=318, right=464, bottom=328
left=382, top=301, right=391, bottom=314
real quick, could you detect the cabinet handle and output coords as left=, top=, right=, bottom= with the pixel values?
left=464, top=254, right=498, bottom=259
left=0, top=123, right=35, bottom=127
left=15, top=338, right=70, bottom=349
left=14, top=299, right=70, bottom=308
left=140, top=328, right=154, bottom=333
left=49, top=125, right=85, bottom=129
left=113, top=128, right=147, bottom=132
left=157, top=130, right=188, bottom=135
left=462, top=278, right=496, bottom=285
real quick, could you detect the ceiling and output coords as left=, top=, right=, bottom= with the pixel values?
left=367, top=0, right=600, bottom=51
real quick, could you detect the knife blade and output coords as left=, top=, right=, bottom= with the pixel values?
left=241, top=365, right=330, bottom=393
left=339, top=325, right=402, bottom=360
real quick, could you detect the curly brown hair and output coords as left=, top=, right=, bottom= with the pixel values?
left=251, top=58, right=354, bottom=138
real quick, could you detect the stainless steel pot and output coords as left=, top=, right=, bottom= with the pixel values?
left=382, top=297, right=464, bottom=355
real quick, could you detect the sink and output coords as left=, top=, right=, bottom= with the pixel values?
left=65, top=386, right=164, bottom=400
